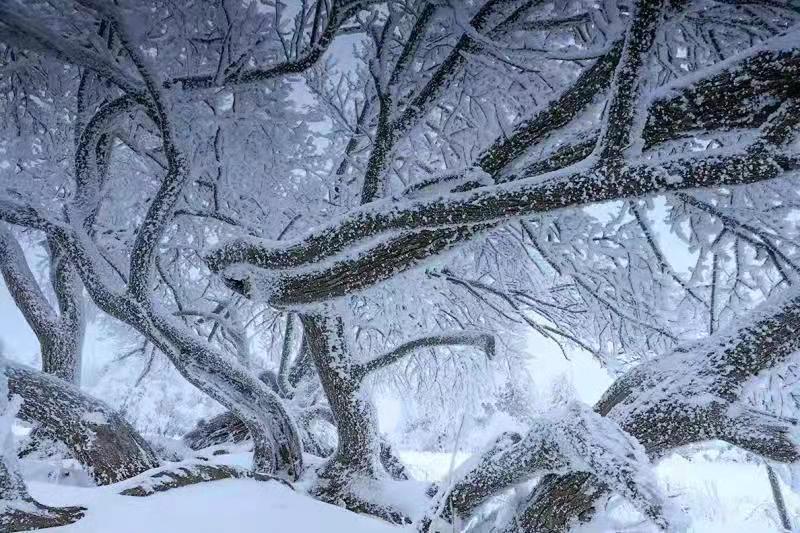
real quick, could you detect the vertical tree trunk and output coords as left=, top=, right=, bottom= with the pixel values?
left=301, top=312, right=383, bottom=474
left=41, top=238, right=85, bottom=385
left=300, top=311, right=409, bottom=524
left=39, top=327, right=83, bottom=386
left=766, top=464, right=793, bottom=531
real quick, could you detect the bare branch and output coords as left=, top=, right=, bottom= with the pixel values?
left=352, top=330, right=495, bottom=379
left=167, top=0, right=385, bottom=90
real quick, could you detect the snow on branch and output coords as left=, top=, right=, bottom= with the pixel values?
left=595, top=0, right=667, bottom=160
left=644, top=31, right=800, bottom=149
left=207, top=28, right=800, bottom=301
left=509, top=288, right=800, bottom=531
left=477, top=41, right=622, bottom=177
left=210, top=146, right=799, bottom=305
left=359, top=0, right=544, bottom=203
left=718, top=406, right=800, bottom=463
left=0, top=2, right=143, bottom=94
left=419, top=403, right=676, bottom=533
left=166, top=0, right=385, bottom=90
left=352, top=331, right=495, bottom=379
left=510, top=12, right=590, bottom=32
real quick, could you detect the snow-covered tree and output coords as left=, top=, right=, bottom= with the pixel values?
left=0, top=0, right=799, bottom=531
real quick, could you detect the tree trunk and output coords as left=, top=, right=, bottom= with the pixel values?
left=1, top=360, right=85, bottom=531
left=766, top=464, right=793, bottom=531
left=3, top=358, right=159, bottom=485
left=300, top=311, right=410, bottom=524
left=0, top=229, right=85, bottom=386
left=301, top=313, right=381, bottom=474
left=43, top=237, right=85, bottom=385
left=39, top=331, right=83, bottom=386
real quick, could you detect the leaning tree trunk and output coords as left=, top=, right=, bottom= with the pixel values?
left=3, top=358, right=159, bottom=485
left=499, top=291, right=800, bottom=532
left=1, top=360, right=84, bottom=531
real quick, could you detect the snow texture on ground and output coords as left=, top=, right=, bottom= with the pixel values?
left=29, top=476, right=400, bottom=533
left=19, top=448, right=798, bottom=533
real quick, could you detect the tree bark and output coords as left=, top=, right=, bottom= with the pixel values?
left=300, top=311, right=411, bottom=524
left=42, top=238, right=85, bottom=385
left=501, top=291, right=800, bottom=532
left=3, top=358, right=159, bottom=485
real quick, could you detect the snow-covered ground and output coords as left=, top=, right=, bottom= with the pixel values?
left=21, top=448, right=799, bottom=533
left=30, top=477, right=399, bottom=533
left=9, top=327, right=800, bottom=532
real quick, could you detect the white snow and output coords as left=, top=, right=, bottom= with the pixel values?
left=5, top=438, right=798, bottom=533
left=29, top=475, right=400, bottom=533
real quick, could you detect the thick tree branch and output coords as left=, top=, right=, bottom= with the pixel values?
left=211, top=146, right=799, bottom=305
left=507, top=287, right=800, bottom=532
left=209, top=30, right=800, bottom=287
left=596, top=1, right=668, bottom=160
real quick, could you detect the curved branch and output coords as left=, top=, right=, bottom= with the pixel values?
left=352, top=331, right=495, bottom=379
left=212, top=147, right=799, bottom=305
left=166, top=0, right=383, bottom=90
